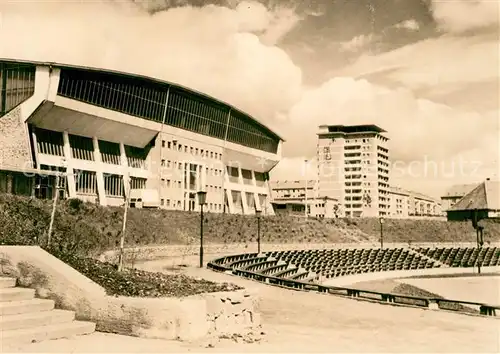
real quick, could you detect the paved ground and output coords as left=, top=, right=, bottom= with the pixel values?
left=6, top=258, right=500, bottom=354
left=401, top=275, right=500, bottom=305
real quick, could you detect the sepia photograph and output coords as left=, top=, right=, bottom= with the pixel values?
left=0, top=0, right=499, bottom=352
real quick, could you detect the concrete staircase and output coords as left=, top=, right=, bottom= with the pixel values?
left=0, top=276, right=95, bottom=349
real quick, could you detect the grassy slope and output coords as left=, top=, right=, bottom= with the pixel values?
left=1, top=194, right=500, bottom=257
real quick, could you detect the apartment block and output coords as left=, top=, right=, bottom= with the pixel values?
left=316, top=124, right=390, bottom=217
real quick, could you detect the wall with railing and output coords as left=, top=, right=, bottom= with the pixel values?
left=208, top=246, right=500, bottom=318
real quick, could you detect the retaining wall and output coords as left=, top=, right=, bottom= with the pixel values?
left=99, top=242, right=500, bottom=265
left=0, top=246, right=260, bottom=341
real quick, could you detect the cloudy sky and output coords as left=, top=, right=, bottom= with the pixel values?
left=0, top=0, right=498, bottom=197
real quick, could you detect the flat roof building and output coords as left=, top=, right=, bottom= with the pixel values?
left=316, top=124, right=390, bottom=217
left=0, top=59, right=283, bottom=215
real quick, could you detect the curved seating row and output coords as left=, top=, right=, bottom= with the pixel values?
left=211, top=246, right=500, bottom=283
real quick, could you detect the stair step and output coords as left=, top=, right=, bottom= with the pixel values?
left=0, top=287, right=35, bottom=302
left=0, top=298, right=55, bottom=316
left=1, top=320, right=96, bottom=347
left=0, top=309, right=75, bottom=331
left=0, top=277, right=16, bottom=289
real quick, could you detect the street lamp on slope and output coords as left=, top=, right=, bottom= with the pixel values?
left=255, top=209, right=262, bottom=254
left=379, top=216, right=385, bottom=249
left=197, top=190, right=207, bottom=268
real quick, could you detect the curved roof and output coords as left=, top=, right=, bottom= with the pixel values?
left=0, top=57, right=284, bottom=142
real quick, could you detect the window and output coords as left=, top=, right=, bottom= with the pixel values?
left=75, top=170, right=97, bottom=195
left=168, top=141, right=171, bottom=149
left=162, top=140, right=165, bottom=148
left=161, top=159, right=165, bottom=167
left=160, top=199, right=164, bottom=206
left=104, top=174, right=124, bottom=197
left=0, top=61, right=36, bottom=116
left=167, top=199, right=170, bottom=206
left=56, top=67, right=279, bottom=154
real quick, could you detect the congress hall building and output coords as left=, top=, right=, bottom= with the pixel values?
left=0, top=59, right=283, bottom=215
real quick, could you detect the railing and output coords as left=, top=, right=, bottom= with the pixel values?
left=207, top=254, right=500, bottom=318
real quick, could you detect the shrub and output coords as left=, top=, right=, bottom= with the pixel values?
left=50, top=250, right=241, bottom=297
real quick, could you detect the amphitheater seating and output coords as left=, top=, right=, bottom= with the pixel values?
left=267, top=248, right=437, bottom=279
left=212, top=246, right=500, bottom=285
left=416, top=246, right=500, bottom=268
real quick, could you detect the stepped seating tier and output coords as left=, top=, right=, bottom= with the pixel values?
left=213, top=246, right=500, bottom=284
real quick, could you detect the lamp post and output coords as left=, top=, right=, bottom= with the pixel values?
left=472, top=209, right=484, bottom=274
left=379, top=216, right=384, bottom=249
left=256, top=209, right=262, bottom=254
left=197, top=191, right=207, bottom=268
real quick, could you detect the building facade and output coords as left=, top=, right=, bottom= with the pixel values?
left=387, top=186, right=442, bottom=218
left=270, top=180, right=339, bottom=218
left=440, top=183, right=478, bottom=212
left=0, top=59, right=283, bottom=215
left=316, top=124, right=390, bottom=217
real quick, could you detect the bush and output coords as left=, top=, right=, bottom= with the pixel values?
left=50, top=250, right=241, bottom=297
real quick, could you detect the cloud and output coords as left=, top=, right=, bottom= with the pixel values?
left=337, top=33, right=498, bottom=100
left=394, top=19, right=420, bottom=31
left=0, top=0, right=302, bottom=123
left=272, top=77, right=498, bottom=195
left=430, top=0, right=500, bottom=33
left=339, top=33, right=375, bottom=53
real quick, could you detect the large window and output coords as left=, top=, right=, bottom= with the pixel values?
left=57, top=68, right=280, bottom=153
left=34, top=128, right=64, bottom=156
left=75, top=170, right=97, bottom=195
left=0, top=61, right=36, bottom=116
left=104, top=174, right=124, bottom=197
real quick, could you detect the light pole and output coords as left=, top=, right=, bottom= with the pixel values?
left=472, top=209, right=484, bottom=274
left=197, top=190, right=207, bottom=268
left=256, top=209, right=262, bottom=254
left=379, top=216, right=384, bottom=249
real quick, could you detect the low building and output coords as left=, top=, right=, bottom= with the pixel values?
left=388, top=186, right=442, bottom=218
left=447, top=179, right=500, bottom=221
left=440, top=183, right=478, bottom=211
left=270, top=180, right=339, bottom=218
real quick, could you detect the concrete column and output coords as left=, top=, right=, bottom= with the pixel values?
left=223, top=168, right=235, bottom=214
left=119, top=143, right=130, bottom=199
left=30, top=127, right=40, bottom=169
left=185, top=162, right=190, bottom=211
left=62, top=132, right=77, bottom=198
left=6, top=173, right=13, bottom=194
left=251, top=170, right=261, bottom=212
left=93, top=137, right=107, bottom=206
left=238, top=166, right=249, bottom=214
left=263, top=178, right=275, bottom=216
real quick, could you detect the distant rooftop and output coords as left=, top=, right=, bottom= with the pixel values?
left=270, top=180, right=316, bottom=189
left=448, top=179, right=500, bottom=212
left=318, top=124, right=386, bottom=134
left=389, top=186, right=440, bottom=203
left=441, top=183, right=478, bottom=199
